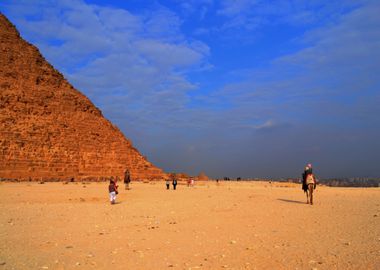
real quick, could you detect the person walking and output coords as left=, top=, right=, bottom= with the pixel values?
left=124, top=169, right=131, bottom=190
left=108, top=177, right=118, bottom=204
left=166, top=179, right=170, bottom=190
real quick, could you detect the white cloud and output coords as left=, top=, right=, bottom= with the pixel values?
left=216, top=0, right=364, bottom=32
left=217, top=0, right=257, bottom=17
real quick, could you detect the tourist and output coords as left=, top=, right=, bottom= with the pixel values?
left=172, top=174, right=178, bottom=190
left=302, top=164, right=317, bottom=204
left=108, top=177, right=118, bottom=204
left=166, top=179, right=170, bottom=190
left=124, top=169, right=131, bottom=190
left=302, top=164, right=315, bottom=192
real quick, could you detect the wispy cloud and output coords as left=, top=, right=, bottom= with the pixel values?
left=216, top=0, right=364, bottom=32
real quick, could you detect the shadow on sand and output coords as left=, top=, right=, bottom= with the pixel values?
left=277, top=199, right=306, bottom=204
left=111, top=201, right=122, bottom=205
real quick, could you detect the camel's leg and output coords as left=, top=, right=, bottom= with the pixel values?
left=306, top=190, right=309, bottom=204
left=309, top=184, right=313, bottom=205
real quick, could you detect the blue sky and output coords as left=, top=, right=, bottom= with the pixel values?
left=1, top=0, right=379, bottom=178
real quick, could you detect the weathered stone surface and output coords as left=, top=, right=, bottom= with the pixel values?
left=0, top=13, right=166, bottom=181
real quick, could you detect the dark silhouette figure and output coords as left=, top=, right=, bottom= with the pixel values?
left=124, top=169, right=131, bottom=190
left=171, top=174, right=178, bottom=190
left=302, top=164, right=316, bottom=205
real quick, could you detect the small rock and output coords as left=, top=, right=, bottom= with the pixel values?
left=374, top=214, right=378, bottom=217
left=230, top=240, right=237, bottom=244
left=0, top=262, right=5, bottom=266
left=65, top=245, right=73, bottom=249
left=75, top=262, right=80, bottom=266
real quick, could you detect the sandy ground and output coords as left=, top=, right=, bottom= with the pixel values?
left=0, top=181, right=379, bottom=270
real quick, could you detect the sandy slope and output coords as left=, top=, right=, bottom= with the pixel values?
left=0, top=181, right=379, bottom=270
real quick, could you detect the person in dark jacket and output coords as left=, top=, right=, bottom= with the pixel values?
left=124, top=169, right=131, bottom=190
left=109, top=177, right=118, bottom=204
left=302, top=163, right=314, bottom=192
left=171, top=174, right=178, bottom=190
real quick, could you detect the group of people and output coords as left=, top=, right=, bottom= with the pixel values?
left=166, top=174, right=178, bottom=190
left=109, top=164, right=318, bottom=205
left=108, top=169, right=131, bottom=204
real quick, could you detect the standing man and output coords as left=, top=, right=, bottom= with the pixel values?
left=124, top=169, right=131, bottom=190
left=171, top=173, right=178, bottom=190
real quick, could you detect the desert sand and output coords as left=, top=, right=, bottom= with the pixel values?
left=0, top=181, right=379, bottom=270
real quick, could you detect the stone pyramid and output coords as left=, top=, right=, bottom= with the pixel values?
left=0, top=13, right=166, bottom=181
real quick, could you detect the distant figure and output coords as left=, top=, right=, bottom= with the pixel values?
left=302, top=164, right=316, bottom=205
left=166, top=179, right=170, bottom=190
left=124, top=169, right=131, bottom=190
left=171, top=174, right=178, bottom=190
left=108, top=177, right=118, bottom=204
left=187, top=178, right=191, bottom=187
left=190, top=177, right=194, bottom=187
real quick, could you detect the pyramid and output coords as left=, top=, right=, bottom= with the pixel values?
left=0, top=13, right=166, bottom=181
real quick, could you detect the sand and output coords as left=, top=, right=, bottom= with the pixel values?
left=0, top=181, right=379, bottom=270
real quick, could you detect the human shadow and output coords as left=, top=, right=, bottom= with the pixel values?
left=277, top=199, right=306, bottom=204
left=111, top=201, right=122, bottom=205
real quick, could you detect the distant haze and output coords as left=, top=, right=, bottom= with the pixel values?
left=1, top=0, right=379, bottom=179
